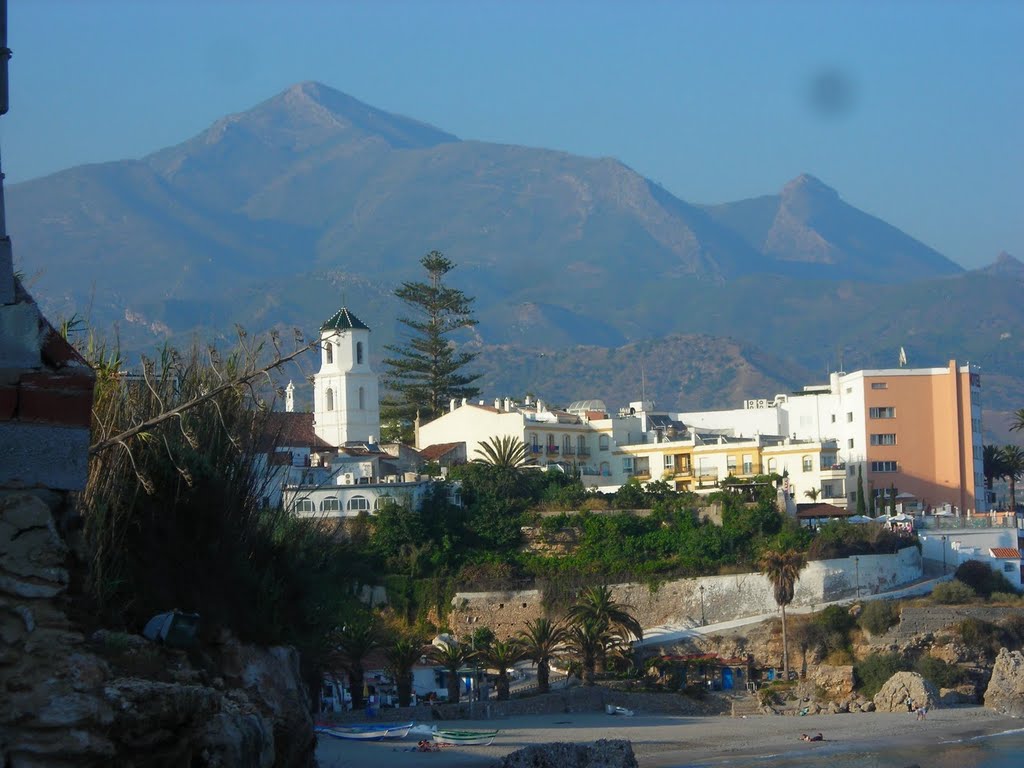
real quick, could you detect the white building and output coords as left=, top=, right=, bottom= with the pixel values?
left=263, top=305, right=448, bottom=518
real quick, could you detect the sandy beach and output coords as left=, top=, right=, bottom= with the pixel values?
left=315, top=707, right=1021, bottom=767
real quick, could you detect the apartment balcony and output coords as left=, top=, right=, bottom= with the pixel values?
left=546, top=445, right=559, bottom=456
left=674, top=467, right=694, bottom=478
left=632, top=471, right=651, bottom=480
left=529, top=445, right=544, bottom=455
left=578, top=446, right=591, bottom=457
left=562, top=446, right=575, bottom=456
left=819, top=463, right=847, bottom=479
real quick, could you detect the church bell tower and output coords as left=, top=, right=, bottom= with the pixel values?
left=312, top=307, right=380, bottom=447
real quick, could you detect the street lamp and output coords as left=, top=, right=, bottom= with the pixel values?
left=941, top=535, right=947, bottom=574
left=854, top=556, right=860, bottom=598
left=699, top=585, right=706, bottom=626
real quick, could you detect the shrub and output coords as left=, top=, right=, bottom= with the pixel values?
left=955, top=560, right=1019, bottom=598
left=854, top=653, right=911, bottom=699
left=990, top=592, right=1023, bottom=605
left=956, top=618, right=1001, bottom=660
left=859, top=600, right=900, bottom=636
left=913, top=656, right=964, bottom=689
left=932, top=580, right=976, bottom=604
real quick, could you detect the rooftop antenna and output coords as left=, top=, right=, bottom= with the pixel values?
left=898, top=346, right=907, bottom=368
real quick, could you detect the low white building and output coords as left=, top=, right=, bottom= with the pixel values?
left=915, top=514, right=1023, bottom=589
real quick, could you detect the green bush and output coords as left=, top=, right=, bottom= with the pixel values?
left=913, top=656, right=964, bottom=689
left=990, top=592, right=1023, bottom=605
left=955, top=560, right=1019, bottom=598
left=932, top=580, right=976, bottom=604
left=854, top=653, right=911, bottom=698
left=859, top=600, right=900, bottom=636
left=956, top=618, right=1001, bottom=660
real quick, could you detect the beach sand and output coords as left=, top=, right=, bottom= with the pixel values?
left=315, top=707, right=1021, bottom=767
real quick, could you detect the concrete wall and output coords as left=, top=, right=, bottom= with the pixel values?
left=450, top=547, right=923, bottom=639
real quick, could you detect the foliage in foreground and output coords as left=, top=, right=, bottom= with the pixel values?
left=82, top=338, right=365, bottom=667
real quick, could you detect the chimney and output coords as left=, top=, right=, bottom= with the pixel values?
left=450, top=398, right=457, bottom=412
left=461, top=398, right=467, bottom=407
left=494, top=398, right=501, bottom=410
left=504, top=397, right=512, bottom=412
left=537, top=399, right=544, bottom=413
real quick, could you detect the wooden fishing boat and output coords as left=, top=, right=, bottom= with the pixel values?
left=315, top=721, right=415, bottom=741
left=432, top=728, right=499, bottom=746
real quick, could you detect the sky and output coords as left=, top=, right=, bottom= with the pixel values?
left=2, top=0, right=1021, bottom=269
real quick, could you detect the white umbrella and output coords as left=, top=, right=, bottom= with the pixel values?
left=847, top=515, right=877, bottom=524
left=890, top=513, right=913, bottom=523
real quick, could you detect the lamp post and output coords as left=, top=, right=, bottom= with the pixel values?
left=941, top=535, right=947, bottom=574
left=854, top=556, right=860, bottom=598
left=699, top=585, right=706, bottom=626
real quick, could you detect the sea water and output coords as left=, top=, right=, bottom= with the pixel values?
left=676, top=728, right=1024, bottom=768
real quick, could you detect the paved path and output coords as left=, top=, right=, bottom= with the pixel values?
left=636, top=569, right=952, bottom=648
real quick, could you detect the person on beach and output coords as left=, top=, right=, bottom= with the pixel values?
left=800, top=733, right=823, bottom=742
left=916, top=706, right=927, bottom=721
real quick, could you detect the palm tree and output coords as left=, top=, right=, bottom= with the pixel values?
left=984, top=445, right=1008, bottom=504
left=328, top=618, right=382, bottom=711
left=803, top=487, right=820, bottom=502
left=1010, top=409, right=1024, bottom=433
left=473, top=435, right=527, bottom=467
left=567, top=585, right=643, bottom=673
left=384, top=635, right=425, bottom=708
left=758, top=547, right=807, bottom=682
left=428, top=639, right=471, bottom=704
left=1001, top=444, right=1024, bottom=512
left=518, top=617, right=567, bottom=694
left=566, top=616, right=604, bottom=686
left=475, top=638, right=524, bottom=701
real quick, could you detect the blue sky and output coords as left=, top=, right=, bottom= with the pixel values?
left=3, top=0, right=1021, bottom=268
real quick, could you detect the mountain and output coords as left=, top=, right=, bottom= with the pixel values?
left=7, top=82, right=1023, bottom=413
left=701, top=174, right=963, bottom=282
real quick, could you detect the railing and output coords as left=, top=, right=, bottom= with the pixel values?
left=915, top=514, right=1020, bottom=530
left=562, top=446, right=575, bottom=456
left=578, top=447, right=591, bottom=457
left=529, top=445, right=543, bottom=455
left=821, top=462, right=847, bottom=471
left=546, top=445, right=559, bottom=455
left=675, top=467, right=693, bottom=477
left=633, top=471, right=651, bottom=480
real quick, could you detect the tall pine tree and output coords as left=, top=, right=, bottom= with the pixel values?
left=381, top=251, right=480, bottom=439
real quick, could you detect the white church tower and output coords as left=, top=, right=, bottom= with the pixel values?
left=313, top=307, right=380, bottom=447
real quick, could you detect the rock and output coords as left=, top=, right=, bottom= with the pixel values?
left=0, top=494, right=69, bottom=598
left=812, top=665, right=855, bottom=699
left=501, top=739, right=638, bottom=768
left=984, top=649, right=1024, bottom=716
left=872, top=672, right=939, bottom=713
left=862, top=701, right=875, bottom=712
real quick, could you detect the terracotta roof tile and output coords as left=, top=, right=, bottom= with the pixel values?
left=795, top=503, right=854, bottom=519
left=420, top=442, right=462, bottom=461
left=990, top=548, right=1022, bottom=559
left=261, top=412, right=334, bottom=450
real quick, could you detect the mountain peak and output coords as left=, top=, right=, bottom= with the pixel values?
left=781, top=173, right=839, bottom=200
left=978, top=251, right=1024, bottom=277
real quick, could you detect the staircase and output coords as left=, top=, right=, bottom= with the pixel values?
left=730, top=694, right=762, bottom=717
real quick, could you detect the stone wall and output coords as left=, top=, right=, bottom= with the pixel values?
left=890, top=605, right=1012, bottom=639
left=450, top=547, right=922, bottom=639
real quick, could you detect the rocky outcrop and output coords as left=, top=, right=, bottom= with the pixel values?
left=501, top=739, right=638, bottom=768
left=811, top=665, right=855, bottom=699
left=872, top=672, right=938, bottom=713
left=0, top=492, right=313, bottom=768
left=984, top=649, right=1024, bottom=716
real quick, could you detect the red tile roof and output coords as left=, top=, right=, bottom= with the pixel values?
left=260, top=412, right=334, bottom=450
left=420, top=442, right=462, bottom=461
left=990, top=548, right=1022, bottom=559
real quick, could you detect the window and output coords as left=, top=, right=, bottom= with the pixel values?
left=320, top=497, right=341, bottom=512
left=530, top=433, right=540, bottom=451
left=742, top=454, right=753, bottom=474
left=767, top=458, right=777, bottom=473
left=848, top=438, right=854, bottom=449
left=325, top=388, right=334, bottom=411
left=727, top=455, right=737, bottom=472
left=358, top=386, right=365, bottom=410
left=546, top=434, right=557, bottom=453
left=664, top=454, right=675, bottom=470
left=324, top=342, right=333, bottom=365
left=374, top=495, right=393, bottom=510
left=972, top=418, right=982, bottom=433
left=849, top=465, right=855, bottom=476
left=802, top=455, right=813, bottom=472
left=871, top=461, right=898, bottom=472
left=577, top=435, right=587, bottom=455
left=869, top=407, right=895, bottom=419
left=599, top=461, right=611, bottom=476
left=846, top=412, right=854, bottom=423
left=871, top=382, right=888, bottom=390
left=563, top=435, right=572, bottom=453
left=356, top=341, right=364, bottom=365
left=292, top=498, right=315, bottom=514
left=849, top=492, right=856, bottom=502
left=599, top=435, right=610, bottom=451
left=1004, top=563, right=1015, bottom=573
left=870, top=433, right=897, bottom=446
left=831, top=414, right=836, bottom=423
left=347, top=495, right=370, bottom=511
left=622, top=457, right=634, bottom=473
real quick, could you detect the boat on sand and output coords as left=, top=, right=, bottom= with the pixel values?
left=432, top=728, right=499, bottom=746
left=316, top=721, right=414, bottom=741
